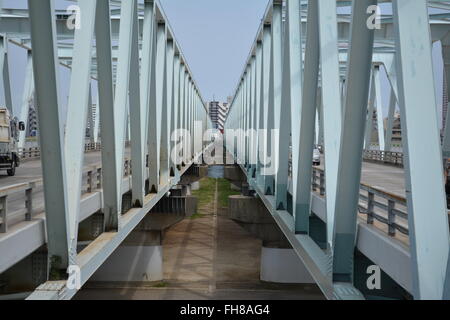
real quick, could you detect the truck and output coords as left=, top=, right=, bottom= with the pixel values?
left=313, top=147, right=321, bottom=166
left=0, top=107, right=25, bottom=177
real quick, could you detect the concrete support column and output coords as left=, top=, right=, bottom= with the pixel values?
left=90, top=192, right=198, bottom=282
left=91, top=230, right=163, bottom=282
left=228, top=195, right=314, bottom=284
left=260, top=247, right=314, bottom=284
left=224, top=165, right=248, bottom=190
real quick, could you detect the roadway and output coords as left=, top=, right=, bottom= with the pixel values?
left=317, top=157, right=405, bottom=196
left=0, top=151, right=113, bottom=229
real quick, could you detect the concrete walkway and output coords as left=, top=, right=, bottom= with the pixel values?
left=76, top=177, right=324, bottom=300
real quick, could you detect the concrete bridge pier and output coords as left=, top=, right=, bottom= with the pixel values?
left=224, top=165, right=253, bottom=196
left=91, top=229, right=164, bottom=282
left=228, top=195, right=314, bottom=284
left=90, top=192, right=198, bottom=283
left=179, top=165, right=209, bottom=185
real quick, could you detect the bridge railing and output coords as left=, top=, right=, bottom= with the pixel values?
left=363, top=150, right=404, bottom=167
left=0, top=158, right=134, bottom=234
left=312, top=167, right=409, bottom=238
left=18, top=143, right=103, bottom=162
left=0, top=181, right=37, bottom=233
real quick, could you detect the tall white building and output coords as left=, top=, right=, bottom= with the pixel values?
left=208, top=100, right=230, bottom=131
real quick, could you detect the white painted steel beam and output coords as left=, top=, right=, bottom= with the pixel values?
left=393, top=0, right=450, bottom=300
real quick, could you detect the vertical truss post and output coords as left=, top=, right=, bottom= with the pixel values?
left=242, top=80, right=246, bottom=164
left=27, top=0, right=70, bottom=270
left=238, top=81, right=243, bottom=163
left=273, top=0, right=288, bottom=210
left=317, top=0, right=343, bottom=248
left=129, top=0, right=144, bottom=206
left=244, top=67, right=250, bottom=168
left=187, top=79, right=192, bottom=161
left=186, top=79, right=191, bottom=161
left=147, top=16, right=158, bottom=187
left=189, top=78, right=193, bottom=160
left=253, top=42, right=262, bottom=177
left=160, top=39, right=173, bottom=184
left=195, top=94, right=200, bottom=158
left=264, top=2, right=281, bottom=196
left=332, top=0, right=377, bottom=283
left=191, top=83, right=195, bottom=159
left=193, top=93, right=197, bottom=157
left=149, top=22, right=166, bottom=192
left=260, top=24, right=272, bottom=193
left=182, top=71, right=189, bottom=164
left=250, top=56, right=257, bottom=174
left=172, top=54, right=180, bottom=171
left=393, top=0, right=450, bottom=300
left=65, top=0, right=98, bottom=255
left=19, top=50, right=34, bottom=149
left=294, top=0, right=319, bottom=233
left=95, top=0, right=119, bottom=230
left=178, top=64, right=185, bottom=165
left=141, top=0, right=155, bottom=165
left=245, top=70, right=249, bottom=166
left=113, top=0, right=136, bottom=222
left=257, top=38, right=265, bottom=186
left=244, top=66, right=249, bottom=168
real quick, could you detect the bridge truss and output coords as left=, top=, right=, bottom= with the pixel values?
left=0, top=0, right=212, bottom=299
left=225, top=0, right=450, bottom=300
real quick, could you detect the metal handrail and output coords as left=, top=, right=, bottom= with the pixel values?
left=311, top=167, right=409, bottom=237
left=0, top=158, right=132, bottom=234
left=363, top=150, right=404, bottom=167
left=18, top=142, right=103, bottom=162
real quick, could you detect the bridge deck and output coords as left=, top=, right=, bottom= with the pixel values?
left=0, top=153, right=411, bottom=295
left=0, top=153, right=409, bottom=249
left=0, top=153, right=406, bottom=235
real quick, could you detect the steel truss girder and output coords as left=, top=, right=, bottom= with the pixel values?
left=20, top=0, right=209, bottom=299
left=27, top=0, right=71, bottom=270
left=393, top=0, right=450, bottom=300
left=225, top=0, right=450, bottom=300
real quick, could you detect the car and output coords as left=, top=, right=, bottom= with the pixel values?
left=313, top=148, right=321, bottom=166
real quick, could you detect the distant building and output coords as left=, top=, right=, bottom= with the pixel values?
left=86, top=104, right=98, bottom=138
left=27, top=98, right=38, bottom=137
left=209, top=101, right=220, bottom=129
left=383, top=111, right=402, bottom=148
left=217, top=102, right=229, bottom=131
left=443, top=70, right=448, bottom=140
left=208, top=101, right=230, bottom=131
